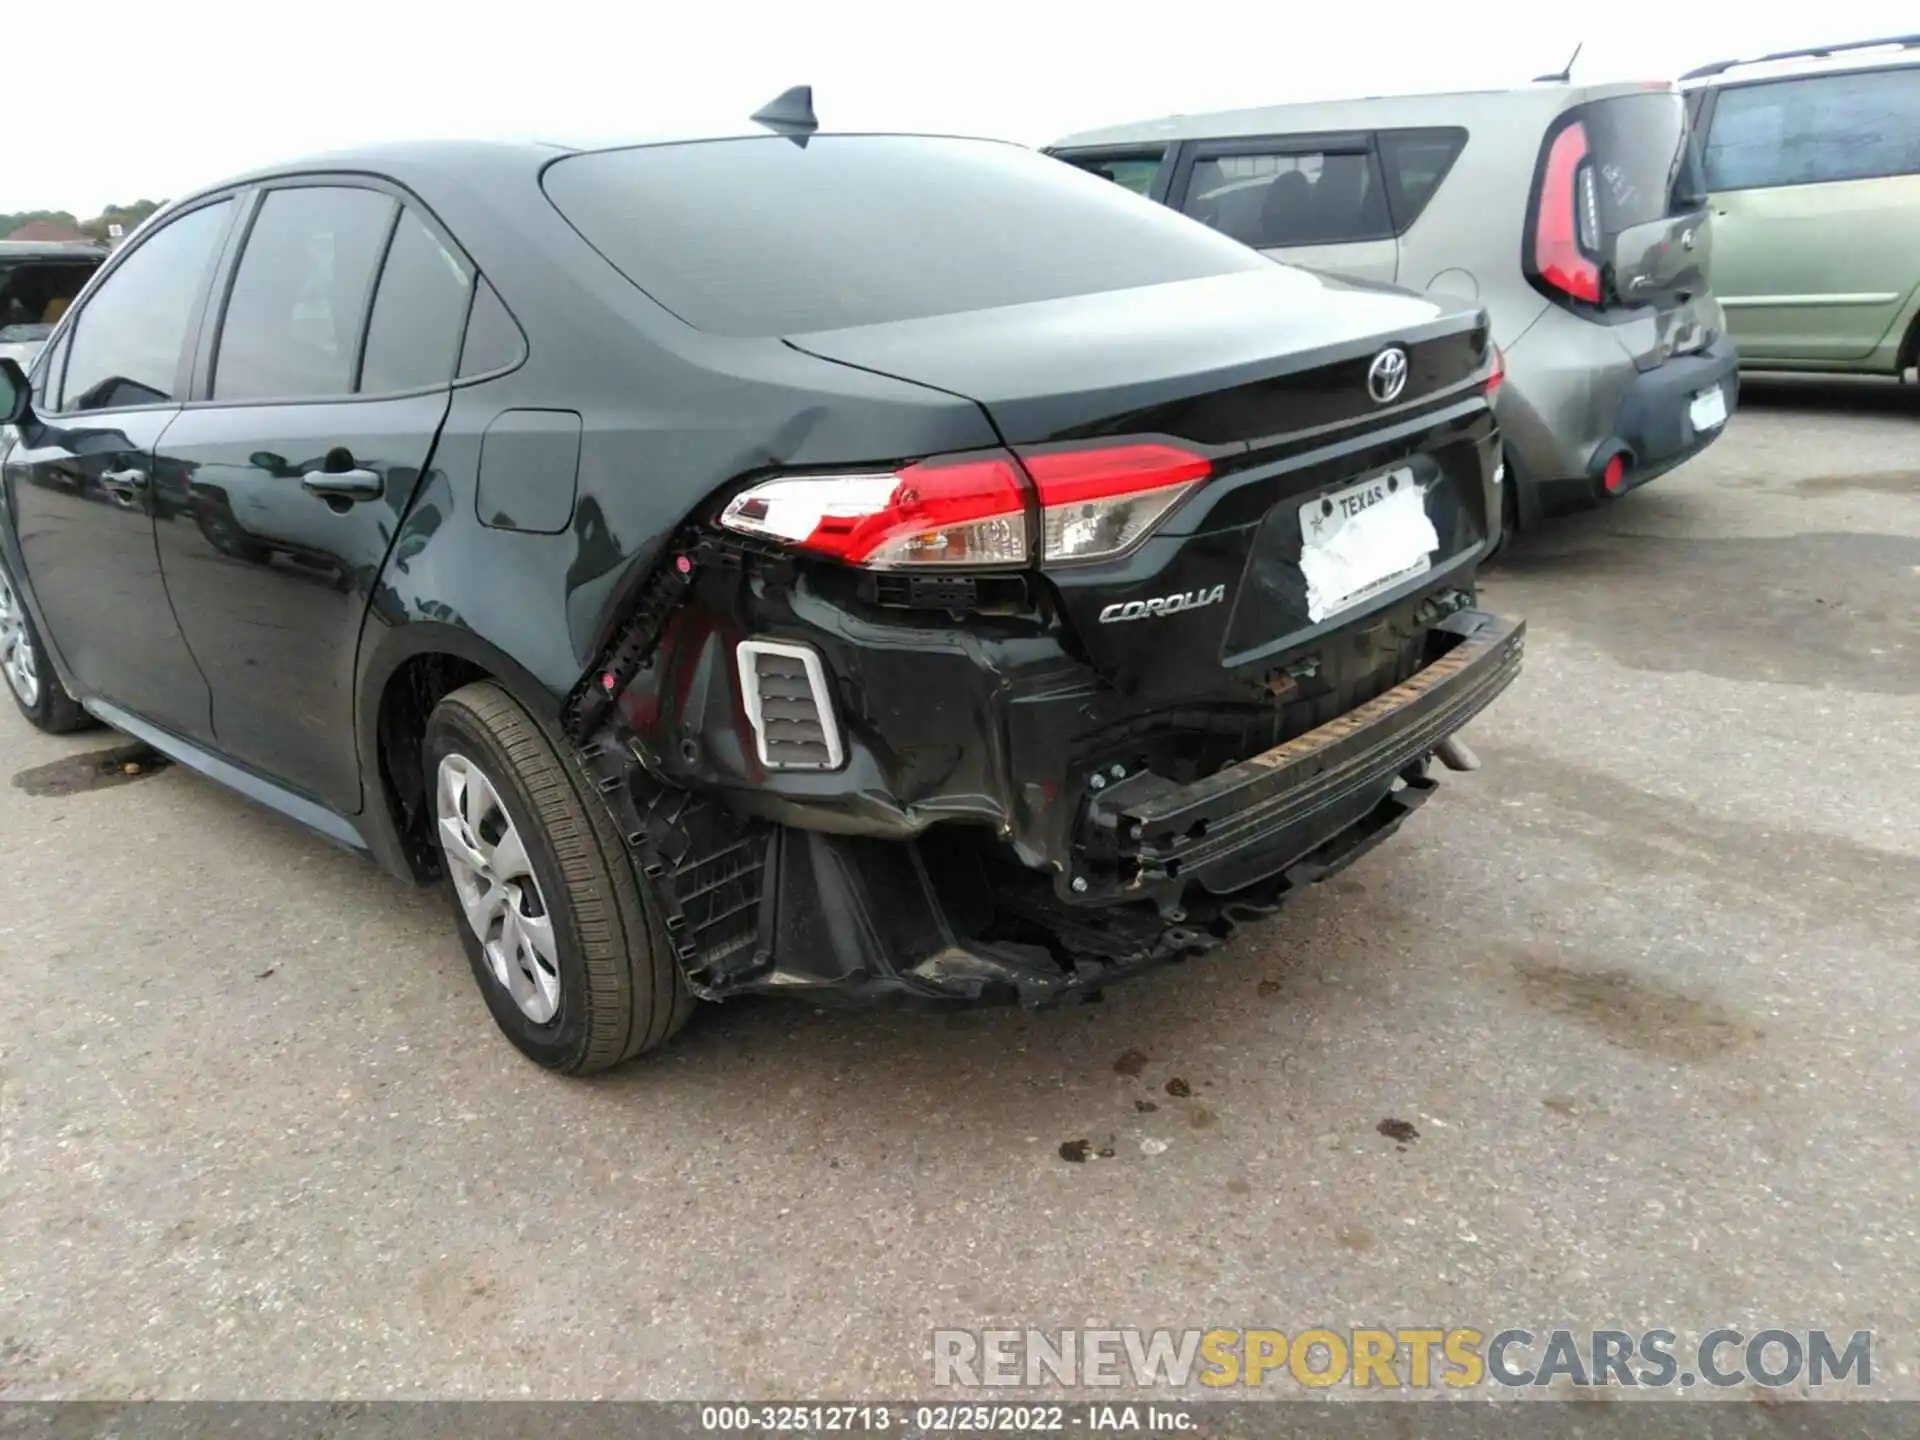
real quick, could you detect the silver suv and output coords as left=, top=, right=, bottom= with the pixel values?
left=1052, top=82, right=1738, bottom=530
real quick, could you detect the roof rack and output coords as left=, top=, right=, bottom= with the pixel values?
left=1680, top=33, right=1920, bottom=81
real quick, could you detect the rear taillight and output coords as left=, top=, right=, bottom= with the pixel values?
left=718, top=441, right=1209, bottom=570
left=1486, top=344, right=1506, bottom=399
left=1025, top=442, right=1210, bottom=564
left=1530, top=122, right=1603, bottom=306
left=717, top=454, right=1029, bottom=568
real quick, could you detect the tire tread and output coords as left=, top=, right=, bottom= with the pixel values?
left=434, top=681, right=691, bottom=1071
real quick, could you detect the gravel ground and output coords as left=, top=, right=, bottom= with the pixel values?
left=1, top=377, right=1915, bottom=1400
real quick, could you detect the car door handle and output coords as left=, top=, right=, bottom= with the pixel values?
left=100, top=467, right=149, bottom=494
left=301, top=468, right=383, bottom=502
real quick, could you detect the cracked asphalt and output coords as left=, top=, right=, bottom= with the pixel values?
left=1, top=378, right=1915, bottom=1399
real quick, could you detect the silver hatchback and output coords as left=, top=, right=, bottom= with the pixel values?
left=1052, top=82, right=1738, bottom=529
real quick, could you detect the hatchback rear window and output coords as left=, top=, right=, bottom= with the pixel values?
left=1574, top=92, right=1706, bottom=234
left=542, top=136, right=1267, bottom=337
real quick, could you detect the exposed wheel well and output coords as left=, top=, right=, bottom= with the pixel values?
left=377, top=652, right=491, bottom=881
left=1900, top=309, right=1920, bottom=374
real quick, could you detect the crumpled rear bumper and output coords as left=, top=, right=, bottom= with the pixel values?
left=582, top=607, right=1523, bottom=1009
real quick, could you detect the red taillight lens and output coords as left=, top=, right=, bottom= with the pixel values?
left=717, top=441, right=1210, bottom=569
left=1532, top=122, right=1603, bottom=305
left=1486, top=344, right=1506, bottom=399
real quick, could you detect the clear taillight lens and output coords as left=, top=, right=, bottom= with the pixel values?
left=1024, top=442, right=1211, bottom=564
left=718, top=441, right=1211, bottom=570
left=718, top=453, right=1030, bottom=569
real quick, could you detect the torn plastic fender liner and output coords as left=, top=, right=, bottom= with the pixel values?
left=578, top=720, right=1439, bottom=1006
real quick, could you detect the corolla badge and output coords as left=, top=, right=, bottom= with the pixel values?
left=1098, top=584, right=1227, bottom=623
left=1367, top=346, right=1409, bottom=405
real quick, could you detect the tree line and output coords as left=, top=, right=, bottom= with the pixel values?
left=1, top=200, right=166, bottom=244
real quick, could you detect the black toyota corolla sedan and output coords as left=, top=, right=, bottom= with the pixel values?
left=0, top=103, right=1522, bottom=1072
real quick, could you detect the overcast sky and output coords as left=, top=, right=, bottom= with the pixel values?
left=11, top=0, right=1912, bottom=215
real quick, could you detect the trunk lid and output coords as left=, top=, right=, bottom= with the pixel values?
left=789, top=265, right=1497, bottom=707
left=786, top=266, right=1477, bottom=446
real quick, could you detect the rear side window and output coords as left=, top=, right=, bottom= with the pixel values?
left=214, top=185, right=396, bottom=402
left=1377, top=128, right=1468, bottom=229
left=1574, top=92, right=1705, bottom=233
left=1056, top=150, right=1165, bottom=196
left=1179, top=148, right=1391, bottom=249
left=1702, top=69, right=1920, bottom=191
left=459, top=278, right=526, bottom=378
left=360, top=209, right=473, bottom=394
left=542, top=136, right=1267, bottom=337
left=62, top=200, right=232, bottom=412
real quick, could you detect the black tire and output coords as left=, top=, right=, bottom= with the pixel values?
left=0, top=560, right=94, bottom=734
left=423, top=680, right=694, bottom=1073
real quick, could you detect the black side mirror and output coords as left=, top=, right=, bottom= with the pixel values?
left=0, top=358, right=31, bottom=427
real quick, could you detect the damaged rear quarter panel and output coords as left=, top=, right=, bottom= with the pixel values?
left=350, top=233, right=1003, bottom=804
left=616, top=566, right=1088, bottom=855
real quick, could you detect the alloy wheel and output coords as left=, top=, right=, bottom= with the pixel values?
left=435, top=753, right=561, bottom=1023
left=0, top=570, right=41, bottom=709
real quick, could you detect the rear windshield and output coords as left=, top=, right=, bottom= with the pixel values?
left=1577, top=92, right=1706, bottom=234
left=542, top=136, right=1268, bottom=337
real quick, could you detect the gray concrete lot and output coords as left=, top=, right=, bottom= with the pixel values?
left=1, top=379, right=1915, bottom=1400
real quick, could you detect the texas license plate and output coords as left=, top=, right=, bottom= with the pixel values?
left=1298, top=468, right=1440, bottom=623
left=1689, top=384, right=1728, bottom=433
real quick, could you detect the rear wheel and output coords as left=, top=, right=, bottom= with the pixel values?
left=0, top=562, right=93, bottom=734
left=424, top=681, right=694, bottom=1073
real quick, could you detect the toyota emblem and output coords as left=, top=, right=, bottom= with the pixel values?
left=1367, top=347, right=1409, bottom=405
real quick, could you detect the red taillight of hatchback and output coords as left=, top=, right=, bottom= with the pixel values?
left=1528, top=121, right=1604, bottom=306
left=718, top=441, right=1210, bottom=569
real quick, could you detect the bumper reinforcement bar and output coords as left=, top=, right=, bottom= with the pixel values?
left=1084, top=608, right=1524, bottom=899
